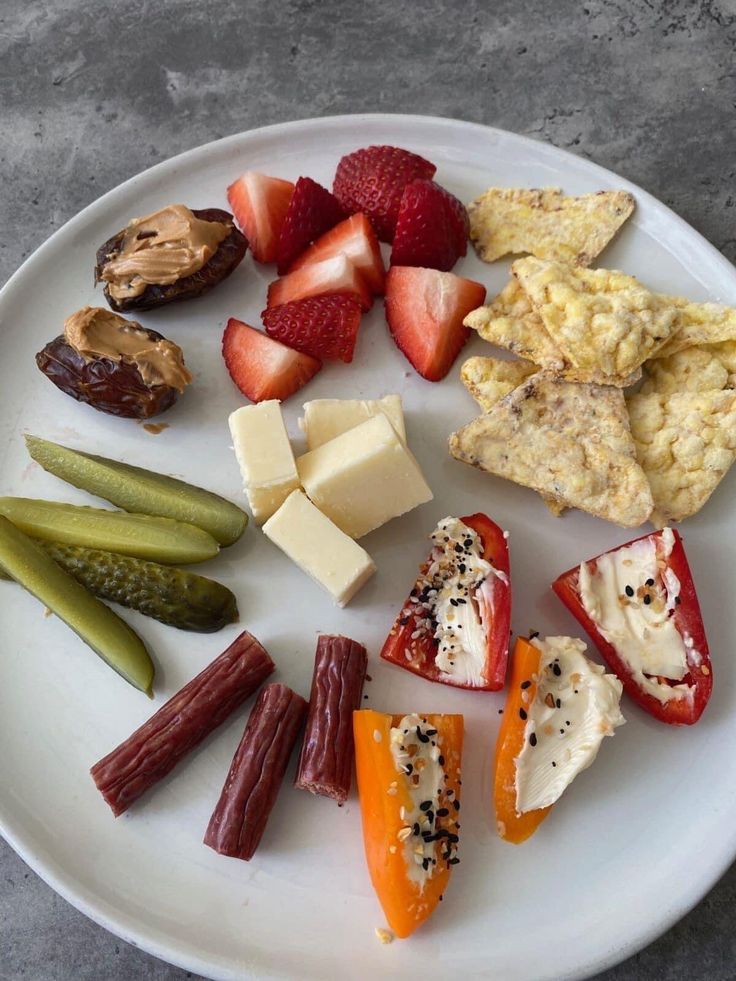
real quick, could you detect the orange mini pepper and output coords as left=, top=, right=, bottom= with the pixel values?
left=353, top=709, right=463, bottom=938
left=493, top=637, right=552, bottom=844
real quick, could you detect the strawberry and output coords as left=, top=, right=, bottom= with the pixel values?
left=275, top=177, right=346, bottom=274
left=263, top=294, right=362, bottom=363
left=222, top=318, right=321, bottom=403
left=333, top=145, right=436, bottom=242
left=391, top=180, right=469, bottom=271
left=288, top=213, right=386, bottom=295
left=267, top=254, right=372, bottom=310
left=226, top=172, right=295, bottom=264
left=384, top=267, right=486, bottom=382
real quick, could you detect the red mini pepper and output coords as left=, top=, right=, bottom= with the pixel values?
left=552, top=529, right=712, bottom=725
left=380, top=513, right=511, bottom=691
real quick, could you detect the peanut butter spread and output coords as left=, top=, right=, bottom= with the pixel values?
left=64, top=307, right=192, bottom=392
left=99, top=204, right=230, bottom=300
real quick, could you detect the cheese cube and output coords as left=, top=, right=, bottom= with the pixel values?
left=228, top=402, right=300, bottom=524
left=296, top=413, right=433, bottom=539
left=263, top=490, right=376, bottom=606
left=300, top=395, right=407, bottom=450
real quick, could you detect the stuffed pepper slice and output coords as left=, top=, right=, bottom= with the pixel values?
left=353, top=710, right=463, bottom=939
left=552, top=528, right=712, bottom=725
left=380, top=513, right=511, bottom=690
left=494, top=636, right=624, bottom=844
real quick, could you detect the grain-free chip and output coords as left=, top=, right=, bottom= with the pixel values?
left=459, top=356, right=565, bottom=516
left=627, top=389, right=736, bottom=525
left=460, top=355, right=537, bottom=412
left=449, top=373, right=653, bottom=527
left=465, top=279, right=641, bottom=387
left=512, top=257, right=679, bottom=378
left=650, top=300, right=736, bottom=358
left=640, top=342, right=736, bottom=395
left=467, top=187, right=635, bottom=265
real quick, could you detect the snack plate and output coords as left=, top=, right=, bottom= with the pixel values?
left=1, top=114, right=734, bottom=981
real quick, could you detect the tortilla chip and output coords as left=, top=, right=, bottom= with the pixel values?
left=649, top=300, right=736, bottom=358
left=627, top=390, right=736, bottom=524
left=465, top=279, right=641, bottom=388
left=460, top=356, right=537, bottom=412
left=640, top=342, right=736, bottom=395
left=512, top=257, right=678, bottom=378
left=449, top=373, right=653, bottom=527
left=467, top=187, right=635, bottom=265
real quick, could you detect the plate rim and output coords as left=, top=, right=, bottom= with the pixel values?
left=1, top=111, right=734, bottom=981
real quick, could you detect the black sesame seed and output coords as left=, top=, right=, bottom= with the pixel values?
left=560, top=728, right=565, bottom=734
left=552, top=761, right=557, bottom=767
left=403, top=763, right=413, bottom=775
left=566, top=720, right=570, bottom=726
left=498, top=709, right=504, bottom=714
left=555, top=698, right=561, bottom=708
left=458, top=563, right=466, bottom=574
left=438, top=754, right=445, bottom=766
left=530, top=732, right=537, bottom=747
left=436, top=807, right=449, bottom=817
left=520, top=680, right=531, bottom=689
left=453, top=799, right=460, bottom=811
left=646, top=578, right=655, bottom=587
left=519, top=707, right=528, bottom=720
left=529, top=630, right=540, bottom=640
left=450, top=598, right=459, bottom=607
left=675, top=596, right=681, bottom=605
left=449, top=857, right=460, bottom=865
left=552, top=663, right=562, bottom=677
left=417, top=727, right=430, bottom=743
left=644, top=594, right=652, bottom=605
left=425, top=729, right=438, bottom=736
left=419, top=800, right=432, bottom=811
left=625, top=585, right=634, bottom=597
left=454, top=544, right=463, bottom=553
left=413, top=822, right=420, bottom=835
left=399, top=617, right=409, bottom=626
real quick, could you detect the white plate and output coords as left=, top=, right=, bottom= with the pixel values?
left=1, top=114, right=735, bottom=981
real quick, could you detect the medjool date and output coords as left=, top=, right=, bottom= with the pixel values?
left=96, top=207, right=247, bottom=313
left=36, top=330, right=180, bottom=419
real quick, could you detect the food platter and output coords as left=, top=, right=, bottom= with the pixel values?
left=1, top=113, right=736, bottom=981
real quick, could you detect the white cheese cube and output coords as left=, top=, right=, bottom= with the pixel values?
left=296, top=413, right=433, bottom=539
left=228, top=401, right=300, bottom=524
left=300, top=395, right=406, bottom=449
left=262, top=490, right=376, bottom=606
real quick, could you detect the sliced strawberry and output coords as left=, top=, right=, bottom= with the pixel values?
left=275, top=177, right=346, bottom=274
left=226, top=172, right=295, bottom=264
left=333, top=145, right=436, bottom=242
left=222, top=318, right=321, bottom=403
left=384, top=267, right=486, bottom=382
left=263, top=294, right=362, bottom=364
left=267, top=254, right=372, bottom=310
left=288, top=213, right=386, bottom=295
left=391, top=180, right=469, bottom=271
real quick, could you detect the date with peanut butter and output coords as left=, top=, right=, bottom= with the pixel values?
left=95, top=205, right=247, bottom=312
left=36, top=307, right=192, bottom=419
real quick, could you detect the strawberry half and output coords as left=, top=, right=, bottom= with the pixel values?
left=267, top=254, right=372, bottom=310
left=333, top=145, right=436, bottom=242
left=263, top=294, right=362, bottom=363
left=288, top=214, right=386, bottom=295
left=227, top=172, right=295, bottom=264
left=391, top=180, right=470, bottom=271
left=275, top=177, right=346, bottom=274
left=222, top=318, right=321, bottom=403
left=384, top=266, right=486, bottom=382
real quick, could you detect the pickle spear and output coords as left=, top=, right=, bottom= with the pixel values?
left=0, top=498, right=219, bottom=565
left=25, top=435, right=247, bottom=546
left=0, top=543, right=238, bottom=632
left=0, top=515, right=154, bottom=694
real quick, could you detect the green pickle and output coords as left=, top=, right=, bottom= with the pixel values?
left=0, top=515, right=154, bottom=694
left=0, top=497, right=220, bottom=564
left=8, top=543, right=238, bottom=632
left=25, top=435, right=248, bottom=546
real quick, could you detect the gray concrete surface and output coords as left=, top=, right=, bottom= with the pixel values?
left=2, top=0, right=736, bottom=977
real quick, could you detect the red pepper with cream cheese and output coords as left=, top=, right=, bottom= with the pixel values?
left=380, top=513, right=511, bottom=691
left=552, top=528, right=712, bottom=725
